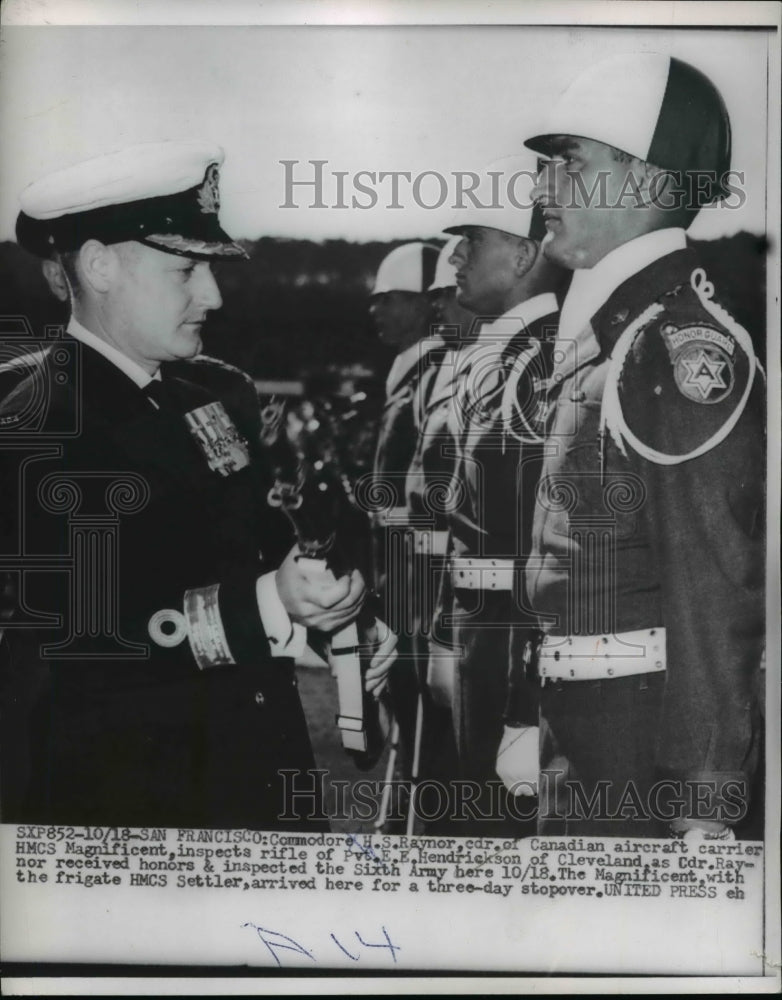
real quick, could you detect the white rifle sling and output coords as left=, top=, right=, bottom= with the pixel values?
left=331, top=620, right=368, bottom=752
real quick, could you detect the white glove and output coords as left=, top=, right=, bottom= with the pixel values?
left=495, top=724, right=539, bottom=796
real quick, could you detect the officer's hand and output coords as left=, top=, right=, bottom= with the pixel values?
left=276, top=546, right=365, bottom=631
left=362, top=619, right=397, bottom=698
left=495, top=724, right=539, bottom=796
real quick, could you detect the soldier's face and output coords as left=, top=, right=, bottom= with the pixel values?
left=429, top=286, right=475, bottom=335
left=533, top=136, right=647, bottom=269
left=370, top=291, right=431, bottom=347
left=107, top=242, right=223, bottom=373
left=449, top=227, right=521, bottom=315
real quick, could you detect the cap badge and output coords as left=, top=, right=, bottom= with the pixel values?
left=197, top=163, right=221, bottom=215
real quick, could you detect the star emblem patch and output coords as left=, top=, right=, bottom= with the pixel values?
left=674, top=344, right=734, bottom=404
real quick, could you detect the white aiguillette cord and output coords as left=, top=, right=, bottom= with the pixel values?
left=500, top=339, right=546, bottom=451
left=600, top=268, right=762, bottom=468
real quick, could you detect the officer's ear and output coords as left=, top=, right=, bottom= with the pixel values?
left=78, top=239, right=116, bottom=295
left=41, top=259, right=70, bottom=303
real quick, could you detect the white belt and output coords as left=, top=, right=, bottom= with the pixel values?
left=412, top=529, right=450, bottom=556
left=539, top=628, right=666, bottom=682
left=450, top=557, right=516, bottom=591
left=370, top=507, right=409, bottom=528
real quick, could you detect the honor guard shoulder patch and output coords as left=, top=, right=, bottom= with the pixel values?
left=600, top=269, right=762, bottom=467
left=663, top=324, right=736, bottom=404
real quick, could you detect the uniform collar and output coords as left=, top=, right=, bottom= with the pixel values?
left=558, top=228, right=687, bottom=346
left=478, top=291, right=559, bottom=345
left=385, top=335, right=444, bottom=396
left=67, top=316, right=161, bottom=388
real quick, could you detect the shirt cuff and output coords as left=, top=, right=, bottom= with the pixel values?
left=256, top=572, right=307, bottom=658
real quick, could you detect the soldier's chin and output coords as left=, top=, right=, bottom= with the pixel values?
left=541, top=229, right=565, bottom=263
left=541, top=231, right=589, bottom=270
left=454, top=287, right=475, bottom=313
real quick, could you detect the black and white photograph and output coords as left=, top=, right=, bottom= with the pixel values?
left=0, top=0, right=779, bottom=993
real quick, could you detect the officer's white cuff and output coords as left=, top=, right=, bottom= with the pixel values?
left=256, top=572, right=307, bottom=658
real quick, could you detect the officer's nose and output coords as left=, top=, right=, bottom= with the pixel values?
left=195, top=264, right=223, bottom=312
left=370, top=295, right=388, bottom=317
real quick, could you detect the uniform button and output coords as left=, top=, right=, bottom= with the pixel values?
left=254, top=691, right=266, bottom=706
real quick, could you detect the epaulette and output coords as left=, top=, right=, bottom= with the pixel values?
left=0, top=348, right=52, bottom=418
left=0, top=346, right=49, bottom=373
left=600, top=268, right=761, bottom=467
left=176, top=353, right=257, bottom=393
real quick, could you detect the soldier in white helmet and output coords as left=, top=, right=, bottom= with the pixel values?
left=516, top=54, right=764, bottom=838
left=367, top=241, right=442, bottom=794
left=431, top=159, right=567, bottom=835
left=400, top=238, right=475, bottom=828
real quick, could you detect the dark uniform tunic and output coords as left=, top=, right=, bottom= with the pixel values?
left=405, top=339, right=463, bottom=654
left=0, top=337, right=324, bottom=830
left=444, top=296, right=559, bottom=826
left=527, top=248, right=765, bottom=835
left=402, top=338, right=469, bottom=814
left=370, top=339, right=443, bottom=774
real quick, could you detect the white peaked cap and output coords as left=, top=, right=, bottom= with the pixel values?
left=372, top=241, right=440, bottom=295
left=428, top=236, right=461, bottom=292
left=19, top=141, right=226, bottom=220
left=524, top=54, right=731, bottom=202
left=443, top=154, right=541, bottom=240
left=16, top=140, right=246, bottom=259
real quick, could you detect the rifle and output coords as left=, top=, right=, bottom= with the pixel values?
left=260, top=398, right=392, bottom=771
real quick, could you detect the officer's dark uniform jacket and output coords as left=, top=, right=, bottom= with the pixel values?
left=0, top=335, right=324, bottom=830
left=442, top=294, right=559, bottom=783
left=526, top=246, right=765, bottom=820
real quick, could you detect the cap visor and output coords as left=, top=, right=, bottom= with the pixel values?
left=143, top=228, right=249, bottom=260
